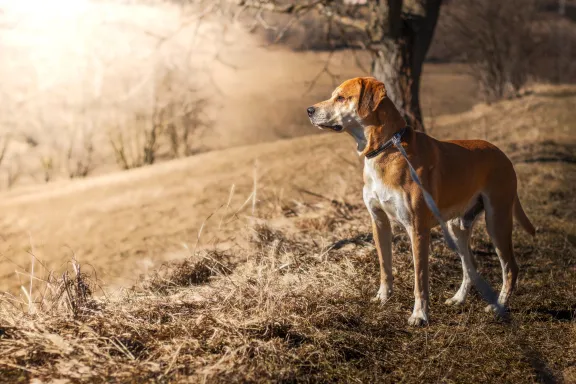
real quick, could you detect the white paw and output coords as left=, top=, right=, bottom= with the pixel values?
left=371, top=285, right=392, bottom=304
left=484, top=303, right=507, bottom=318
left=484, top=304, right=497, bottom=313
left=408, top=309, right=429, bottom=326
left=445, top=295, right=466, bottom=306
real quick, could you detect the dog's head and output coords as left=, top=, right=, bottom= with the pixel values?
left=306, top=77, right=387, bottom=133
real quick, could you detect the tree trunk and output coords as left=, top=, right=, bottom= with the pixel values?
left=370, top=0, right=442, bottom=132
left=372, top=41, right=424, bottom=131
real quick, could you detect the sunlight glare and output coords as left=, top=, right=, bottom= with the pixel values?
left=0, top=0, right=90, bottom=18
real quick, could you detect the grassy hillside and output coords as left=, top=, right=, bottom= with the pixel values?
left=0, top=85, right=575, bottom=382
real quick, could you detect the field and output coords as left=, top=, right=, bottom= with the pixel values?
left=1, top=82, right=575, bottom=382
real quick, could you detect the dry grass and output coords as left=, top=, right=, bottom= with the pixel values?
left=0, top=176, right=574, bottom=382
left=1, top=85, right=575, bottom=382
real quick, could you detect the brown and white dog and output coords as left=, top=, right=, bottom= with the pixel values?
left=307, top=77, right=535, bottom=326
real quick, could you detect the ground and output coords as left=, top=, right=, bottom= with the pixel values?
left=0, top=84, right=574, bottom=383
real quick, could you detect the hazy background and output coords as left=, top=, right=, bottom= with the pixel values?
left=0, top=0, right=485, bottom=189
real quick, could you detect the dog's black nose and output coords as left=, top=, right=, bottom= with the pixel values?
left=307, top=107, right=315, bottom=117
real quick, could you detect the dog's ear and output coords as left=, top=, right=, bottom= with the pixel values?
left=358, top=77, right=386, bottom=119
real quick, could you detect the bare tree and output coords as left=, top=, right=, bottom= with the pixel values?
left=184, top=0, right=443, bottom=132
left=3, top=154, right=22, bottom=189
left=0, top=135, right=9, bottom=168
left=109, top=65, right=208, bottom=170
left=66, top=127, right=95, bottom=179
left=165, top=96, right=209, bottom=158
left=153, top=65, right=209, bottom=158
left=40, top=155, right=55, bottom=183
left=109, top=111, right=161, bottom=170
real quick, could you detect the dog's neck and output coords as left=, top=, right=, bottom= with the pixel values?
left=347, top=98, right=407, bottom=156
left=347, top=125, right=369, bottom=153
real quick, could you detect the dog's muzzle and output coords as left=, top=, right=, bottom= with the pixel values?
left=307, top=106, right=343, bottom=132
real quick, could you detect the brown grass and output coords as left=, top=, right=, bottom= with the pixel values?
left=0, top=176, right=574, bottom=382
left=1, top=85, right=575, bottom=383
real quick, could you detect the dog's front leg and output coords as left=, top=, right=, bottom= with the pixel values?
left=369, top=211, right=393, bottom=303
left=408, top=227, right=430, bottom=326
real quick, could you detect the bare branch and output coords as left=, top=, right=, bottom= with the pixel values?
left=304, top=50, right=340, bottom=94
left=316, top=3, right=368, bottom=31
left=236, top=0, right=312, bottom=14
left=0, top=134, right=10, bottom=168
left=235, top=0, right=368, bottom=32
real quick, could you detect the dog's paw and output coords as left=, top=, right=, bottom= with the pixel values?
left=484, top=304, right=497, bottom=313
left=445, top=296, right=466, bottom=306
left=371, top=285, right=392, bottom=304
left=484, top=303, right=508, bottom=319
left=408, top=310, right=429, bottom=326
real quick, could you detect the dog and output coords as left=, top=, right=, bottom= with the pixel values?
left=307, top=77, right=535, bottom=325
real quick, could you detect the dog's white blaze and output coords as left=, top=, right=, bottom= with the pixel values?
left=340, top=101, right=357, bottom=124
left=363, top=157, right=411, bottom=229
left=330, top=100, right=356, bottom=126
left=312, top=99, right=358, bottom=127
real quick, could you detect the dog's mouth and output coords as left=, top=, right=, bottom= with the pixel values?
left=319, top=124, right=343, bottom=132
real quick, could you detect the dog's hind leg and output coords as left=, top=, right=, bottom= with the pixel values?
left=445, top=218, right=477, bottom=306
left=445, top=198, right=483, bottom=306
left=484, top=196, right=518, bottom=312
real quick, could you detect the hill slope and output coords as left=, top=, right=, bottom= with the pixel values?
left=0, top=131, right=363, bottom=292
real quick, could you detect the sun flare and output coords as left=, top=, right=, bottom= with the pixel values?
left=0, top=0, right=89, bottom=18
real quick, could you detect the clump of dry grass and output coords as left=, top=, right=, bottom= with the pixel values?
left=145, top=250, right=236, bottom=294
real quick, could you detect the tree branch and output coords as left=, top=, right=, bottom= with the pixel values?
left=235, top=0, right=368, bottom=32
left=318, top=4, right=369, bottom=31
left=236, top=0, right=318, bottom=14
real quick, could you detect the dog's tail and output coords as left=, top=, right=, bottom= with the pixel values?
left=514, top=194, right=536, bottom=237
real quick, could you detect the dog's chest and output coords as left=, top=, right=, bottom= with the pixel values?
left=362, top=159, right=410, bottom=227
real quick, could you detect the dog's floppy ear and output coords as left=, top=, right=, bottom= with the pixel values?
left=358, top=77, right=386, bottom=119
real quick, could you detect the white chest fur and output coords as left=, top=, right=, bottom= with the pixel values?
left=362, top=158, right=411, bottom=228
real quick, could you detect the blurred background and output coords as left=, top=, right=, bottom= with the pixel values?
left=1, top=0, right=574, bottom=187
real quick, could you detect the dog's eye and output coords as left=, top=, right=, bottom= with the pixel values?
left=336, top=95, right=345, bottom=102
